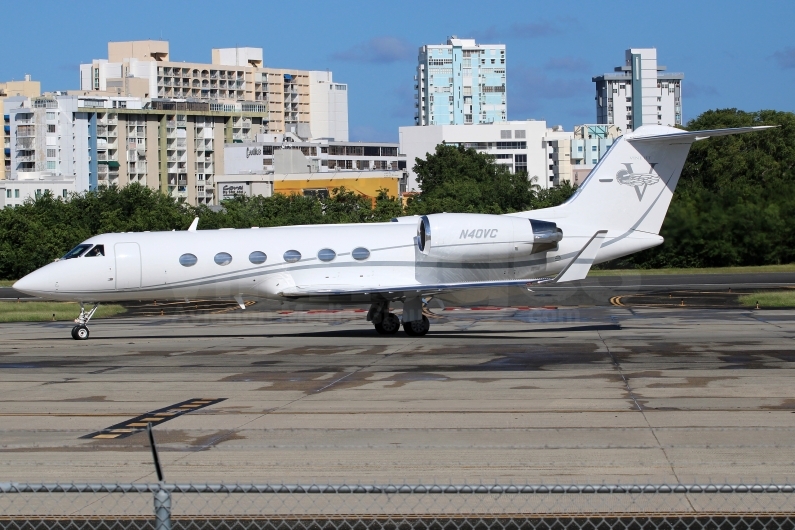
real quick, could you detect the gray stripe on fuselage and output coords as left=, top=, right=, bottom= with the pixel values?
left=54, top=250, right=579, bottom=297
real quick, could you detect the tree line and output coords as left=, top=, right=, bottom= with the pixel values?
left=0, top=108, right=792, bottom=279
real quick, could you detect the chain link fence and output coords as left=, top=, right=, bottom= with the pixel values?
left=1, top=482, right=794, bottom=530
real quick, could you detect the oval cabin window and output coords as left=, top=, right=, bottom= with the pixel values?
left=214, top=252, right=233, bottom=266
left=352, top=247, right=370, bottom=261
left=179, top=253, right=198, bottom=267
left=249, top=251, right=267, bottom=264
left=317, top=248, right=336, bottom=262
left=283, top=250, right=301, bottom=263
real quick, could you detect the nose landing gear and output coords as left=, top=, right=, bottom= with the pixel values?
left=71, top=303, right=99, bottom=340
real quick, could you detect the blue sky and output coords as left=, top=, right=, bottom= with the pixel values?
left=3, top=0, right=793, bottom=142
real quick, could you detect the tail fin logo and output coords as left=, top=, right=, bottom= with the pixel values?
left=616, top=163, right=660, bottom=201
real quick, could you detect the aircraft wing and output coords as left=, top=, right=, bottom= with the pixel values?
left=279, top=230, right=607, bottom=300
left=278, top=278, right=553, bottom=299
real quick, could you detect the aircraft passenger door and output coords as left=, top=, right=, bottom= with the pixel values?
left=115, top=243, right=142, bottom=290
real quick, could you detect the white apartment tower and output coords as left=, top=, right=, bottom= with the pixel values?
left=593, top=48, right=683, bottom=132
left=80, top=41, right=349, bottom=140
left=415, top=37, right=506, bottom=126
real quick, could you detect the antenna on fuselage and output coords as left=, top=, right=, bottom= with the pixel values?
left=187, top=217, right=199, bottom=232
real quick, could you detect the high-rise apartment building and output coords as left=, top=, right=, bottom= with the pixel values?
left=1, top=76, right=41, bottom=181
left=415, top=37, right=506, bottom=126
left=4, top=92, right=271, bottom=205
left=80, top=41, right=349, bottom=141
left=593, top=48, right=683, bottom=132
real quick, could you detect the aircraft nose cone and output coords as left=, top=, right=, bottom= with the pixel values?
left=13, top=270, right=48, bottom=296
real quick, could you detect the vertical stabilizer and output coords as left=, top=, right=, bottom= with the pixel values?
left=531, top=125, right=774, bottom=235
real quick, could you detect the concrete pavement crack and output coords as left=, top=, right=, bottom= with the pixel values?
left=596, top=329, right=694, bottom=511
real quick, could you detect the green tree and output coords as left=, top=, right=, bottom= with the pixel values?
left=608, top=109, right=795, bottom=268
left=406, top=143, right=540, bottom=215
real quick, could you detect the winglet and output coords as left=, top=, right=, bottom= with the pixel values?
left=553, top=230, right=607, bottom=283
left=187, top=217, right=199, bottom=232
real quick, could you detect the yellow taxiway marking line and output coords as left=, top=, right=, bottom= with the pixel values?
left=93, top=434, right=121, bottom=439
left=610, top=296, right=625, bottom=306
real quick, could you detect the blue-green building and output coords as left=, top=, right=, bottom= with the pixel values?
left=415, top=37, right=506, bottom=126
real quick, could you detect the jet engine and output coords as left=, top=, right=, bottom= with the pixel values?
left=416, top=213, right=562, bottom=262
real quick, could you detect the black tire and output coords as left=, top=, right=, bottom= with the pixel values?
left=381, top=313, right=400, bottom=335
left=402, top=315, right=430, bottom=336
left=74, top=325, right=90, bottom=340
left=71, top=326, right=79, bottom=339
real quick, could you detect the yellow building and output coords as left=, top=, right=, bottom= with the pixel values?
left=214, top=171, right=403, bottom=205
left=1, top=76, right=41, bottom=180
left=273, top=171, right=401, bottom=202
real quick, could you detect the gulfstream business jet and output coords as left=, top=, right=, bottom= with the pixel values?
left=14, top=125, right=771, bottom=339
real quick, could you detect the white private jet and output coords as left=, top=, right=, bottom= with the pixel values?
left=14, top=125, right=771, bottom=340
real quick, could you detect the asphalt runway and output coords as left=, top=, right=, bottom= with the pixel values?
left=1, top=305, right=794, bottom=485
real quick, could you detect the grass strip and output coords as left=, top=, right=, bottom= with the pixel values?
left=738, top=290, right=795, bottom=309
left=0, top=301, right=127, bottom=322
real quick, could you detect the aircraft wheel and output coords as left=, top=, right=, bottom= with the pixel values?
left=403, top=315, right=430, bottom=337
left=374, top=313, right=401, bottom=335
left=73, top=325, right=89, bottom=340
left=381, top=313, right=401, bottom=335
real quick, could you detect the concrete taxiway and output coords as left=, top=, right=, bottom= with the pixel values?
left=1, top=305, right=794, bottom=485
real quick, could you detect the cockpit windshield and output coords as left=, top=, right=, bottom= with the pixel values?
left=84, top=244, right=105, bottom=257
left=62, top=244, right=93, bottom=260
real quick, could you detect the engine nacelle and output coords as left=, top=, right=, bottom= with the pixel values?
left=416, top=213, right=562, bottom=262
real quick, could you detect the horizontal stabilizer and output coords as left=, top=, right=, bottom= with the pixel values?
left=628, top=126, right=776, bottom=143
left=553, top=230, right=607, bottom=283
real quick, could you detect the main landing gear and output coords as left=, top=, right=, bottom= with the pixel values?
left=71, top=303, right=99, bottom=340
left=368, top=301, right=401, bottom=335
left=367, top=301, right=430, bottom=337
left=403, top=315, right=430, bottom=336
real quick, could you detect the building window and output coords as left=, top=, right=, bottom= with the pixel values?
left=62, top=189, right=67, bottom=198
left=591, top=145, right=597, bottom=151
left=500, top=130, right=511, bottom=139
left=592, top=159, right=597, bottom=164
left=5, top=190, right=10, bottom=198
left=47, top=149, right=56, bottom=158
left=514, top=130, right=526, bottom=139
left=47, top=124, right=56, bottom=133
left=14, top=190, right=19, bottom=198
left=577, top=146, right=583, bottom=152
left=496, top=142, right=526, bottom=149
left=46, top=161, right=56, bottom=170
